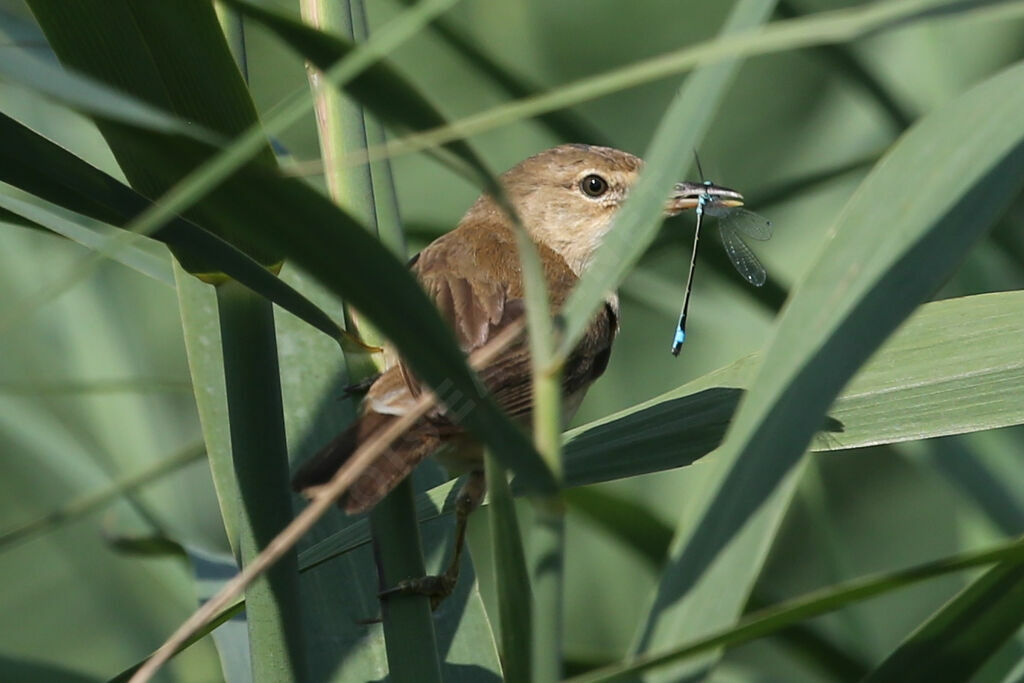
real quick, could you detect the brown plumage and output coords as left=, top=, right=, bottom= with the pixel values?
left=291, top=144, right=715, bottom=514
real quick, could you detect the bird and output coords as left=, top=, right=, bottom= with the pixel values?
left=291, top=143, right=742, bottom=601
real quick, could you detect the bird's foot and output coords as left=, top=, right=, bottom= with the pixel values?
left=376, top=471, right=484, bottom=612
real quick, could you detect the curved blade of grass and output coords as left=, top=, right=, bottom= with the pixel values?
left=557, top=0, right=778, bottom=360
left=108, top=598, right=247, bottom=683
left=775, top=0, right=914, bottom=132
left=393, top=0, right=611, bottom=146
left=632, top=58, right=1024, bottom=677
left=0, top=112, right=350, bottom=344
left=0, top=378, right=190, bottom=396
left=862, top=558, right=1024, bottom=683
left=174, top=263, right=243, bottom=559
left=372, top=0, right=1024, bottom=166
left=566, top=537, right=1024, bottom=683
left=565, top=487, right=871, bottom=682
left=0, top=442, right=205, bottom=552
left=0, top=190, right=172, bottom=286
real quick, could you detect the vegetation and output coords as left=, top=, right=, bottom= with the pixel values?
left=1, top=0, right=1023, bottom=681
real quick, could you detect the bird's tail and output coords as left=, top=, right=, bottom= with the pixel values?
left=290, top=410, right=441, bottom=514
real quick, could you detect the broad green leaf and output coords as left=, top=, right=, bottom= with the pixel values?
left=632, top=58, right=1024, bottom=679
left=573, top=290, right=1024, bottom=456
left=862, top=557, right=1024, bottom=683
left=821, top=291, right=1024, bottom=449
left=26, top=0, right=281, bottom=268
left=74, top=0, right=463, bottom=278
left=0, top=112, right=347, bottom=342
left=295, top=289, right=1024, bottom=569
left=0, top=50, right=219, bottom=145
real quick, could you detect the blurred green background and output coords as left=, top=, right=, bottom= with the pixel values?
left=2, top=0, right=1023, bottom=680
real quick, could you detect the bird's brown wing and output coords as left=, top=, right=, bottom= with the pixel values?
left=373, top=219, right=617, bottom=423
left=295, top=220, right=617, bottom=505
left=478, top=299, right=617, bottom=421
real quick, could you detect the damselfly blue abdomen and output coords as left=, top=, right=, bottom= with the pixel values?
left=671, top=180, right=772, bottom=356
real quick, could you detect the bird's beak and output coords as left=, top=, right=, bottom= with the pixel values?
left=665, top=181, right=744, bottom=216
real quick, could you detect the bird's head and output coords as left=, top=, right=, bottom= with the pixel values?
left=466, top=143, right=743, bottom=274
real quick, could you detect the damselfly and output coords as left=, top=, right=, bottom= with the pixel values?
left=671, top=180, right=772, bottom=356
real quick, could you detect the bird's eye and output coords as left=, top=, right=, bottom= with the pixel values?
left=580, top=174, right=609, bottom=198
